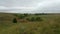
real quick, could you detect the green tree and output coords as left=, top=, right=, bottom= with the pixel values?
left=13, top=18, right=17, bottom=23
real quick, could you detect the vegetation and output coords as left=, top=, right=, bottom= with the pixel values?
left=35, top=17, right=43, bottom=21
left=26, top=17, right=36, bottom=22
left=24, top=13, right=28, bottom=16
left=0, top=13, right=60, bottom=34
left=26, top=17, right=43, bottom=22
left=13, top=18, right=17, bottom=23
left=18, top=15, right=25, bottom=19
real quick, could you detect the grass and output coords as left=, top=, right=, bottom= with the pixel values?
left=0, top=13, right=60, bottom=34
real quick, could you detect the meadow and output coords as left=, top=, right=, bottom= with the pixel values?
left=0, top=13, right=60, bottom=34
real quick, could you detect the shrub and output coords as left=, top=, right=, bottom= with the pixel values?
left=18, top=15, right=25, bottom=19
left=30, top=17, right=36, bottom=21
left=13, top=18, right=17, bottom=23
left=26, top=17, right=35, bottom=22
left=24, top=14, right=28, bottom=16
left=35, top=17, right=43, bottom=21
left=26, top=17, right=43, bottom=22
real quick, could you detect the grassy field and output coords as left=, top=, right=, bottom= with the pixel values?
left=0, top=13, right=60, bottom=34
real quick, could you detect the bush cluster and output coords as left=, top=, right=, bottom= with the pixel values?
left=26, top=17, right=43, bottom=22
left=18, top=15, right=25, bottom=19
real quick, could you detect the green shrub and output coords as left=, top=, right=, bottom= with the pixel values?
left=26, top=17, right=43, bottom=22
left=30, top=17, right=36, bottom=21
left=35, top=17, right=43, bottom=21
left=26, top=17, right=35, bottom=22
left=18, top=15, right=25, bottom=19
left=24, top=14, right=28, bottom=16
left=13, top=18, right=17, bottom=23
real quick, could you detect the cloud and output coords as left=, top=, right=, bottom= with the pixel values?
left=0, top=6, right=35, bottom=13
left=34, top=0, right=60, bottom=13
left=0, top=0, right=60, bottom=13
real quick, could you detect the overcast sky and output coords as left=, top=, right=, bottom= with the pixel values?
left=0, top=0, right=60, bottom=13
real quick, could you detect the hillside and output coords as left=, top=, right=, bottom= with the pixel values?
left=0, top=13, right=60, bottom=34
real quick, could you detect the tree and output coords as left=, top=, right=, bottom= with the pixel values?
left=13, top=18, right=17, bottom=23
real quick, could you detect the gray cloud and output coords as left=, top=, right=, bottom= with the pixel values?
left=0, top=0, right=43, bottom=7
left=0, top=0, right=60, bottom=13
